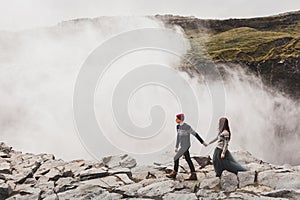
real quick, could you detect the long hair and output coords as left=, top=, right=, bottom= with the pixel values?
left=218, top=117, right=231, bottom=140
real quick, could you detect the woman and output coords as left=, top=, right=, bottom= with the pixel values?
left=208, top=117, right=247, bottom=177
left=166, top=113, right=207, bottom=180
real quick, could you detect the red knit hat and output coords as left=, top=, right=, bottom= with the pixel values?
left=176, top=113, right=184, bottom=121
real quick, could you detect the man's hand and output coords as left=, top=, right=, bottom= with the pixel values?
left=221, top=153, right=225, bottom=158
left=175, top=148, right=178, bottom=152
left=203, top=142, right=208, bottom=147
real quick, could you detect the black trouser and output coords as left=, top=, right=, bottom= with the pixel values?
left=174, top=149, right=195, bottom=173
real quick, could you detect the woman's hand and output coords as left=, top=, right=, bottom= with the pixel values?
left=221, top=153, right=225, bottom=158
left=203, top=142, right=208, bottom=147
left=175, top=148, right=178, bottom=152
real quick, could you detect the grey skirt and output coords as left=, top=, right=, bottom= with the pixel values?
left=213, top=148, right=247, bottom=177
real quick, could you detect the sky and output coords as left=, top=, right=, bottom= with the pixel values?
left=0, top=0, right=300, bottom=31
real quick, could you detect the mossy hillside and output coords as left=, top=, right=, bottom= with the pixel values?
left=204, top=27, right=299, bottom=62
left=157, top=12, right=300, bottom=64
left=158, top=11, right=300, bottom=98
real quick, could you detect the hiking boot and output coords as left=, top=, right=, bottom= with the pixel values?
left=185, top=172, right=197, bottom=181
left=166, top=170, right=177, bottom=179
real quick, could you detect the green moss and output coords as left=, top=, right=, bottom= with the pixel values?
left=207, top=27, right=297, bottom=62
left=183, top=26, right=300, bottom=63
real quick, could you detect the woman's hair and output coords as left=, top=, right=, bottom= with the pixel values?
left=218, top=117, right=231, bottom=140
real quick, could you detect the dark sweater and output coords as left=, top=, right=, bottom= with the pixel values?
left=175, top=122, right=204, bottom=149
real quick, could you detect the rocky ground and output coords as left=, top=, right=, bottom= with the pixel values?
left=0, top=143, right=299, bottom=200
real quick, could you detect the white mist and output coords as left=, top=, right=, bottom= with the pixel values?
left=0, top=16, right=299, bottom=166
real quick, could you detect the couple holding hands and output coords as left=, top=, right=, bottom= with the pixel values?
left=166, top=113, right=246, bottom=180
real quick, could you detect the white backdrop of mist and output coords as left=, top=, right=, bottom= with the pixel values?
left=0, top=16, right=299, bottom=165
left=0, top=16, right=167, bottom=161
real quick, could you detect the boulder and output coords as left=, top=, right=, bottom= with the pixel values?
left=0, top=183, right=12, bottom=198
left=99, top=175, right=124, bottom=188
left=199, top=177, right=220, bottom=189
left=115, top=173, right=134, bottom=184
left=78, top=178, right=109, bottom=188
left=37, top=181, right=55, bottom=198
left=137, top=180, right=184, bottom=198
left=131, top=165, right=164, bottom=180
left=35, top=159, right=65, bottom=175
left=9, top=187, right=41, bottom=200
left=62, top=160, right=88, bottom=177
left=120, top=155, right=137, bottom=169
left=6, top=181, right=15, bottom=192
left=153, top=162, right=168, bottom=170
left=108, top=167, right=132, bottom=177
left=43, top=193, right=59, bottom=200
left=54, top=177, right=77, bottom=193
left=262, top=189, right=300, bottom=200
left=0, top=152, right=9, bottom=158
left=163, top=192, right=198, bottom=200
left=57, top=184, right=122, bottom=199
left=238, top=171, right=256, bottom=188
left=0, top=143, right=12, bottom=153
left=229, top=192, right=289, bottom=200
left=196, top=189, right=227, bottom=199
left=102, top=154, right=136, bottom=169
left=199, top=165, right=215, bottom=178
left=38, top=153, right=55, bottom=162
left=13, top=169, right=33, bottom=184
left=79, top=168, right=108, bottom=181
left=139, top=178, right=166, bottom=187
left=258, top=169, right=300, bottom=189
left=115, top=182, right=143, bottom=197
left=236, top=185, right=273, bottom=194
left=44, top=168, right=62, bottom=181
left=221, top=171, right=238, bottom=192
left=0, top=161, right=11, bottom=174
left=123, top=198, right=155, bottom=200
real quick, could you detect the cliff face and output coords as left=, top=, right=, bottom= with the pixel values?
left=157, top=11, right=300, bottom=99
left=0, top=143, right=299, bottom=199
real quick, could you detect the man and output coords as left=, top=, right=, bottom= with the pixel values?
left=166, top=113, right=207, bottom=180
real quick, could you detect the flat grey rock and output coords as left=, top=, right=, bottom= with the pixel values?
left=221, top=171, right=238, bottom=192
left=199, top=177, right=220, bottom=189
left=99, top=175, right=124, bottom=188
left=102, top=154, right=137, bottom=169
left=262, top=189, right=300, bottom=200
left=163, top=193, right=198, bottom=200
left=54, top=177, right=76, bottom=193
left=79, top=168, right=108, bottom=181
left=137, top=180, right=184, bottom=198
left=0, top=162, right=11, bottom=174
left=238, top=171, right=256, bottom=188
left=115, top=182, right=143, bottom=197
left=57, top=184, right=122, bottom=200
left=115, top=173, right=134, bottom=184
left=258, top=170, right=300, bottom=190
